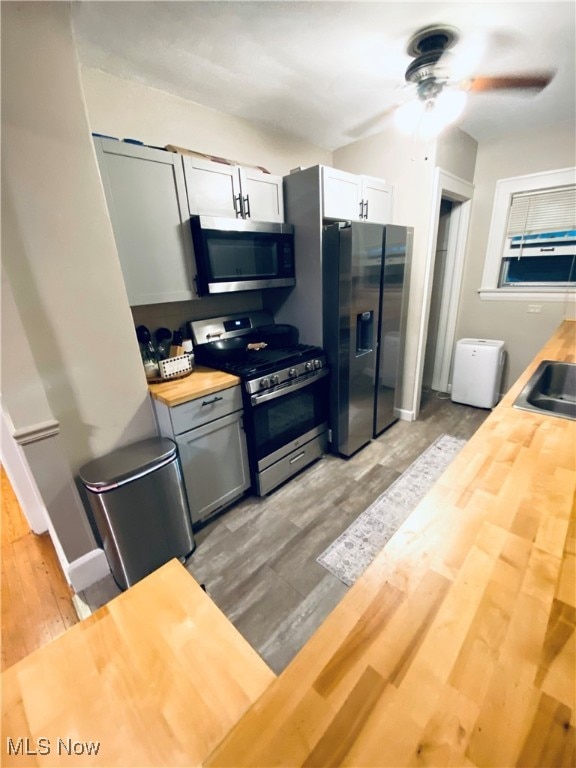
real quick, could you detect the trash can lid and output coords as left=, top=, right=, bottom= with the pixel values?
left=79, top=437, right=177, bottom=490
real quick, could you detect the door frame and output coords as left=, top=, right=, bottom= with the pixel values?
left=411, top=168, right=474, bottom=416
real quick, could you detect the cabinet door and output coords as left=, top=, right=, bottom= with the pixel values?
left=239, top=167, right=284, bottom=222
left=361, top=176, right=393, bottom=224
left=183, top=156, right=240, bottom=218
left=176, top=411, right=250, bottom=524
left=95, top=139, right=197, bottom=305
left=322, top=167, right=363, bottom=221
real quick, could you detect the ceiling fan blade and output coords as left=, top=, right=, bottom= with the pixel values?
left=346, top=106, right=397, bottom=139
left=469, top=73, right=554, bottom=92
left=436, top=31, right=488, bottom=81
left=346, top=82, right=417, bottom=139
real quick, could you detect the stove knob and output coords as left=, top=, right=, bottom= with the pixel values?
left=270, top=374, right=280, bottom=386
left=305, top=361, right=314, bottom=372
left=288, top=368, right=297, bottom=378
left=260, top=377, right=270, bottom=389
left=314, top=359, right=322, bottom=369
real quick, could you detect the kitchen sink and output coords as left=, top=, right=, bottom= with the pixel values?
left=513, top=360, right=576, bottom=420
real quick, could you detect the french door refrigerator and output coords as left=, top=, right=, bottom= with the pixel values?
left=322, top=221, right=412, bottom=457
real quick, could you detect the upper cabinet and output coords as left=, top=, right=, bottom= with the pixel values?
left=95, top=138, right=198, bottom=305
left=182, top=156, right=284, bottom=222
left=322, top=167, right=392, bottom=224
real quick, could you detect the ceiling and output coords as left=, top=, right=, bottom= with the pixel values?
left=72, top=1, right=576, bottom=151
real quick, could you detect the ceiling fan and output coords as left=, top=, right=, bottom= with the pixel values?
left=404, top=24, right=552, bottom=101
left=352, top=24, right=555, bottom=139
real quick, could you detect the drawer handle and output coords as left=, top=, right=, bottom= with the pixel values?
left=201, top=396, right=224, bottom=407
left=289, top=451, right=306, bottom=465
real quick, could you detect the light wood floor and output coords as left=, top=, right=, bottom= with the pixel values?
left=1, top=466, right=78, bottom=671
left=3, top=390, right=488, bottom=674
left=187, top=389, right=490, bottom=673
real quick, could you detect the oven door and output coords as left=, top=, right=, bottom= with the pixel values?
left=246, top=369, right=329, bottom=472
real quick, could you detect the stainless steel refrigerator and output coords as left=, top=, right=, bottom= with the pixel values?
left=322, top=221, right=412, bottom=457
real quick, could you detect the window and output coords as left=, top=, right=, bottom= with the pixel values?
left=480, top=167, right=576, bottom=301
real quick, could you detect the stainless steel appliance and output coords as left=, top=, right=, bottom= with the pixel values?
left=323, top=221, right=412, bottom=457
left=190, top=216, right=295, bottom=295
left=79, top=437, right=195, bottom=590
left=190, top=311, right=328, bottom=496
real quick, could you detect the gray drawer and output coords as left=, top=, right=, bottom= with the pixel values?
left=170, top=385, right=243, bottom=435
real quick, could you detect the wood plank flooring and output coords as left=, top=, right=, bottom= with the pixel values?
left=1, top=466, right=78, bottom=671
left=187, top=390, right=490, bottom=673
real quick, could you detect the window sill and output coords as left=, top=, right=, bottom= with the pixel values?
left=478, top=288, right=575, bottom=302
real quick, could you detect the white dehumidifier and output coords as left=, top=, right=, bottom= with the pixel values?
left=451, top=339, right=505, bottom=408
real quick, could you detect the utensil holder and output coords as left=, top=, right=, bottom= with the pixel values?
left=158, top=354, right=193, bottom=380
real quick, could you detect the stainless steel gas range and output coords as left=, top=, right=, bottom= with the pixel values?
left=190, top=311, right=329, bottom=496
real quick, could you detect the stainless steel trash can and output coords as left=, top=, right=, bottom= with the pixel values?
left=79, top=437, right=195, bottom=590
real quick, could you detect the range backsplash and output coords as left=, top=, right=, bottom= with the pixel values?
left=130, top=293, right=264, bottom=338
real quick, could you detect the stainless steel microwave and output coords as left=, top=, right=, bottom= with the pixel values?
left=190, top=216, right=295, bottom=295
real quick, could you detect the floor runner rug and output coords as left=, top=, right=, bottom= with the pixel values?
left=316, top=433, right=466, bottom=586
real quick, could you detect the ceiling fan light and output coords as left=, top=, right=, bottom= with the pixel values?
left=417, top=89, right=467, bottom=139
left=394, top=99, right=426, bottom=133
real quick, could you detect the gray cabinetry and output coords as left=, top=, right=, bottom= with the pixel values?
left=152, top=386, right=250, bottom=525
left=183, top=156, right=284, bottom=222
left=95, top=138, right=197, bottom=305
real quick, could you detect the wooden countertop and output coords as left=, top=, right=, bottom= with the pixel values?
left=2, top=322, right=574, bottom=767
left=206, top=320, right=576, bottom=767
left=148, top=366, right=240, bottom=407
left=1, top=560, right=275, bottom=767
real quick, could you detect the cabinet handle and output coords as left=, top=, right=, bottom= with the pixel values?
left=201, top=396, right=224, bottom=407
left=364, top=200, right=369, bottom=219
left=243, top=195, right=251, bottom=218
left=359, top=200, right=364, bottom=219
left=234, top=194, right=242, bottom=218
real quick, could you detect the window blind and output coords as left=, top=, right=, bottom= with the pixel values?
left=506, top=184, right=576, bottom=236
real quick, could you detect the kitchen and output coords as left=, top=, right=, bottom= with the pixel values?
left=2, top=1, right=575, bottom=765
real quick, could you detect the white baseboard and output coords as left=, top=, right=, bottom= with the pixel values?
left=67, top=549, right=110, bottom=592
left=396, top=408, right=416, bottom=422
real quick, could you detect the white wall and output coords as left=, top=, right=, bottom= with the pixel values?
left=79, top=68, right=332, bottom=176
left=436, top=126, right=478, bottom=182
left=1, top=2, right=156, bottom=570
left=2, top=3, right=157, bottom=472
left=455, top=121, right=576, bottom=389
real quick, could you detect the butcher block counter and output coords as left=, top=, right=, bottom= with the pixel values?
left=2, top=322, right=574, bottom=767
left=148, top=366, right=240, bottom=407
left=1, top=560, right=275, bottom=767
left=205, top=320, right=576, bottom=768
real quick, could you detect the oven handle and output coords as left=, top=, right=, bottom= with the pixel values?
left=250, top=368, right=328, bottom=405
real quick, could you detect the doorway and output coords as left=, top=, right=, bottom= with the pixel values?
left=423, top=196, right=467, bottom=392
left=412, top=169, right=474, bottom=417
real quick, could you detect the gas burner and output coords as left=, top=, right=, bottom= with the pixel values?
left=194, top=342, right=325, bottom=384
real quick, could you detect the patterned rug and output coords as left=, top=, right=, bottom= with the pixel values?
left=316, top=434, right=466, bottom=586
